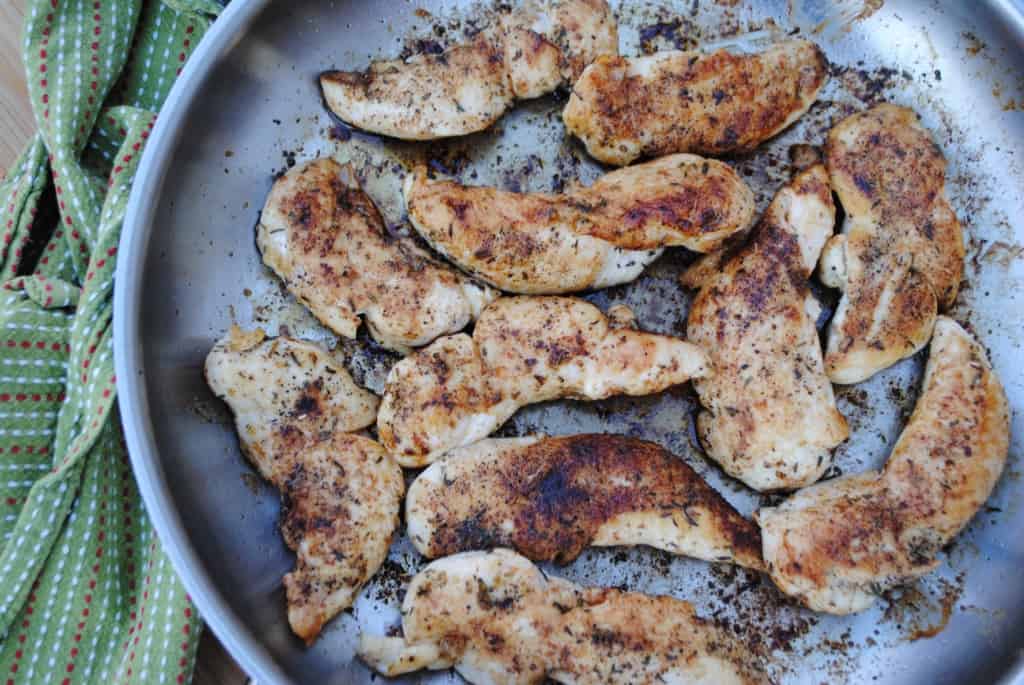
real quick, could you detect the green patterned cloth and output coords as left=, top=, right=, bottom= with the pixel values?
left=0, top=1, right=220, bottom=682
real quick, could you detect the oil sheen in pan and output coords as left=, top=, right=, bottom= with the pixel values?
left=120, top=0, right=1024, bottom=683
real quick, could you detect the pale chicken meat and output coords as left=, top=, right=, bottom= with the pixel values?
left=321, top=0, right=617, bottom=140
left=563, top=39, right=828, bottom=166
left=204, top=327, right=404, bottom=643
left=358, top=549, right=766, bottom=684
left=821, top=104, right=965, bottom=383
left=759, top=318, right=1009, bottom=614
left=377, top=296, right=710, bottom=466
left=404, top=154, right=756, bottom=293
left=683, top=165, right=848, bottom=491
left=406, top=434, right=763, bottom=570
left=257, top=158, right=496, bottom=352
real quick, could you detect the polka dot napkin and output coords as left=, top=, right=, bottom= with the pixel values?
left=0, top=1, right=220, bottom=682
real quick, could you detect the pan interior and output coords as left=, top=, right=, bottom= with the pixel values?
left=130, top=1, right=1024, bottom=683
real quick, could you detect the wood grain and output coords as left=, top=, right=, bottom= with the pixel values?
left=1, top=1, right=248, bottom=682
left=0, top=0, right=35, bottom=176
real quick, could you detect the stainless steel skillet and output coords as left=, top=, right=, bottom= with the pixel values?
left=114, top=1, right=1024, bottom=683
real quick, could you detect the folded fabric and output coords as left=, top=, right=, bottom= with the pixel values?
left=0, top=1, right=220, bottom=682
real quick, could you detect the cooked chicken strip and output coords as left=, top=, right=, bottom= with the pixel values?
left=321, top=0, right=617, bottom=140
left=683, top=165, right=848, bottom=491
left=257, top=158, right=496, bottom=352
left=406, top=434, right=763, bottom=570
left=204, top=327, right=404, bottom=643
left=759, top=318, right=1009, bottom=614
left=821, top=104, right=965, bottom=383
left=404, top=154, right=755, bottom=293
left=358, top=549, right=766, bottom=684
left=408, top=172, right=659, bottom=295
left=563, top=39, right=828, bottom=166
left=377, top=297, right=711, bottom=466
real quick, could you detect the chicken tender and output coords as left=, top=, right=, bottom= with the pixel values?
left=358, top=549, right=766, bottom=684
left=683, top=165, right=848, bottom=491
left=321, top=0, right=617, bottom=140
left=377, top=297, right=710, bottom=466
left=204, top=328, right=403, bottom=642
left=404, top=154, right=755, bottom=293
left=257, top=158, right=496, bottom=352
left=563, top=39, right=828, bottom=166
left=821, top=104, right=965, bottom=383
left=406, top=434, right=763, bottom=569
left=759, top=318, right=1009, bottom=614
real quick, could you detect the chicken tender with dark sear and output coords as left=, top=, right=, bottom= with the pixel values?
left=821, top=104, right=965, bottom=383
left=358, top=549, right=767, bottom=684
left=563, top=39, right=828, bottom=166
left=759, top=318, right=1009, bottom=614
left=404, top=154, right=755, bottom=294
left=406, top=434, right=764, bottom=570
left=257, top=158, right=496, bottom=352
left=684, top=165, right=848, bottom=492
left=204, top=328, right=403, bottom=643
left=321, top=0, right=617, bottom=140
left=377, top=297, right=710, bottom=466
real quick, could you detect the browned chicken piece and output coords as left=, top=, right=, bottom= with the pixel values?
left=358, top=549, right=767, bottom=684
left=321, top=0, right=617, bottom=140
left=404, top=154, right=756, bottom=293
left=377, top=296, right=710, bottom=466
left=406, top=434, right=764, bottom=570
left=563, top=39, right=828, bottom=166
left=683, top=165, right=849, bottom=491
left=821, top=104, right=965, bottom=383
left=759, top=317, right=1009, bottom=614
left=257, top=158, right=496, bottom=352
left=204, top=328, right=404, bottom=643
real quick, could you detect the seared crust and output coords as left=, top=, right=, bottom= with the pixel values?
left=684, top=165, right=848, bottom=491
left=257, top=158, right=496, bottom=351
left=407, top=153, right=755, bottom=252
left=377, top=296, right=711, bottom=466
left=823, top=104, right=965, bottom=383
left=563, top=39, right=828, bottom=166
left=277, top=432, right=402, bottom=642
left=321, top=0, right=617, bottom=140
left=404, top=154, right=755, bottom=293
left=358, top=550, right=767, bottom=684
left=406, top=434, right=763, bottom=570
left=759, top=318, right=1010, bottom=614
left=321, top=32, right=518, bottom=140
left=204, top=329, right=404, bottom=643
left=531, top=0, right=619, bottom=83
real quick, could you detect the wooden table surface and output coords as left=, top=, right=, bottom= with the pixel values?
left=0, top=2, right=35, bottom=172
left=1, top=3, right=248, bottom=683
